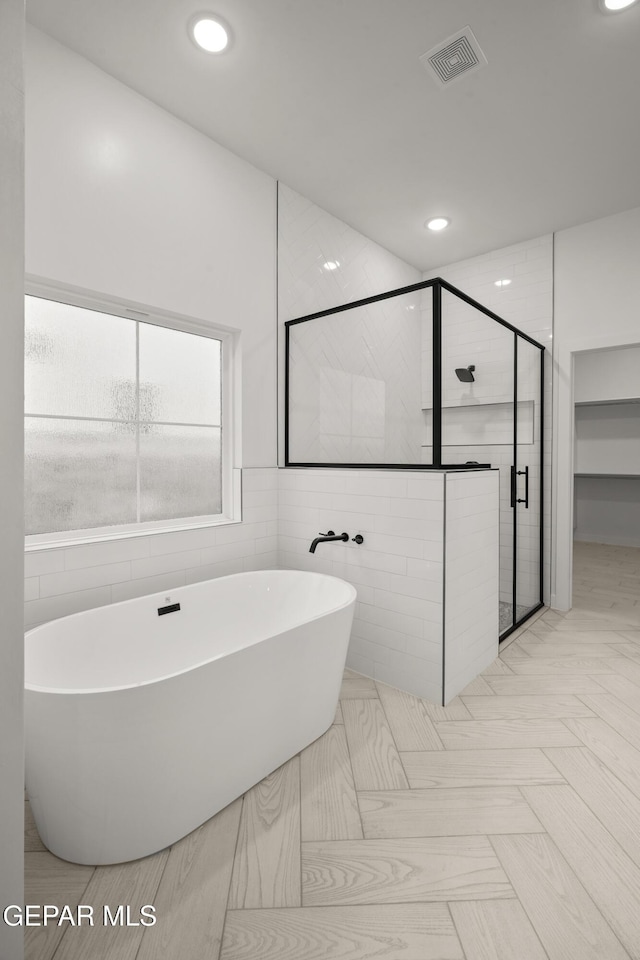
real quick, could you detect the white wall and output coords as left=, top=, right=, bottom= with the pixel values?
left=26, top=26, right=277, bottom=469
left=573, top=345, right=640, bottom=549
left=24, top=28, right=279, bottom=622
left=553, top=205, right=640, bottom=608
left=574, top=476, right=640, bottom=547
left=0, top=2, right=25, bottom=956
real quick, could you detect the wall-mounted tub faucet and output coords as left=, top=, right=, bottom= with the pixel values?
left=309, top=530, right=349, bottom=553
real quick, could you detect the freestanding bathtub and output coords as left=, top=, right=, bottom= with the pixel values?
left=25, top=569, right=356, bottom=865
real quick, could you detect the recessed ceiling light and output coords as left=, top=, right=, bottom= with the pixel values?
left=426, top=217, right=450, bottom=232
left=190, top=15, right=230, bottom=53
left=600, top=0, right=638, bottom=10
left=494, top=279, right=512, bottom=287
left=323, top=260, right=340, bottom=271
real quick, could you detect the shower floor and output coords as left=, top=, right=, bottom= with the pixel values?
left=499, top=600, right=532, bottom=635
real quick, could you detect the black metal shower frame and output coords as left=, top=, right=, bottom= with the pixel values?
left=284, top=276, right=545, bottom=635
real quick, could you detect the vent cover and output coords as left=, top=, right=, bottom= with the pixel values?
left=420, top=26, right=487, bottom=87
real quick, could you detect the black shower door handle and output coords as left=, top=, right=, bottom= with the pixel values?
left=516, top=466, right=529, bottom=509
left=510, top=465, right=516, bottom=508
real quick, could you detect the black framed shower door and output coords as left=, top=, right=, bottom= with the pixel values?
left=503, top=335, right=545, bottom=640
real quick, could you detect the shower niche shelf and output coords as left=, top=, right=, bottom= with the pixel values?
left=575, top=472, right=640, bottom=478
left=421, top=401, right=534, bottom=446
left=575, top=400, right=640, bottom=477
left=575, top=397, right=640, bottom=407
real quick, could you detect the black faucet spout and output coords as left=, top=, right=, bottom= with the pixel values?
left=309, top=531, right=349, bottom=553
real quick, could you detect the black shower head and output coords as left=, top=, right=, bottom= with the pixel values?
left=455, top=365, right=475, bottom=383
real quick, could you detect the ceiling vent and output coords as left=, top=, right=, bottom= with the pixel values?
left=420, top=26, right=487, bottom=87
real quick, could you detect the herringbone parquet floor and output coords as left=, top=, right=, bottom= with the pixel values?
left=25, top=541, right=640, bottom=959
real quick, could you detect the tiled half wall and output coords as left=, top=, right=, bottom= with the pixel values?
left=278, top=467, right=499, bottom=704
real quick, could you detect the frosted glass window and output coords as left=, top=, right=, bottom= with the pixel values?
left=25, top=419, right=137, bottom=534
left=139, top=323, right=221, bottom=424
left=25, top=295, right=224, bottom=537
left=140, top=426, right=222, bottom=522
left=25, top=298, right=136, bottom=419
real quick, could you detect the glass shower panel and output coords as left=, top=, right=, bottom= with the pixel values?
left=420, top=286, right=434, bottom=463
left=440, top=289, right=516, bottom=462
left=287, top=289, right=425, bottom=464
left=515, top=337, right=542, bottom=621
left=139, top=424, right=222, bottom=521
left=25, top=418, right=137, bottom=534
left=25, top=296, right=136, bottom=419
left=440, top=289, right=515, bottom=633
left=138, top=323, right=222, bottom=425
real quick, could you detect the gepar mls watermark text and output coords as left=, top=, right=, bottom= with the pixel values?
left=3, top=904, right=157, bottom=927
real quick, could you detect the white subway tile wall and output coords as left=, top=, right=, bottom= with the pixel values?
left=423, top=438, right=541, bottom=610
left=278, top=183, right=420, bottom=322
left=444, top=471, right=499, bottom=701
left=23, top=468, right=279, bottom=629
left=278, top=467, right=498, bottom=704
left=278, top=468, right=443, bottom=701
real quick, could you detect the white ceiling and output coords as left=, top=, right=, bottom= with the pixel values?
left=26, top=0, right=640, bottom=271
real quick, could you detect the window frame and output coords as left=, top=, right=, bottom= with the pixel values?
left=25, top=276, right=241, bottom=551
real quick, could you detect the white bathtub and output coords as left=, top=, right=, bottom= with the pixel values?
left=25, top=569, right=356, bottom=865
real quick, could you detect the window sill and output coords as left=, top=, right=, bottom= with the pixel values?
left=24, top=516, right=242, bottom=553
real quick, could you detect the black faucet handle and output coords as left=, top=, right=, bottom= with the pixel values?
left=352, top=534, right=364, bottom=545
left=319, top=530, right=335, bottom=536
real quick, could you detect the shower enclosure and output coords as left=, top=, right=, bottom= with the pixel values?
left=284, top=277, right=544, bottom=640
